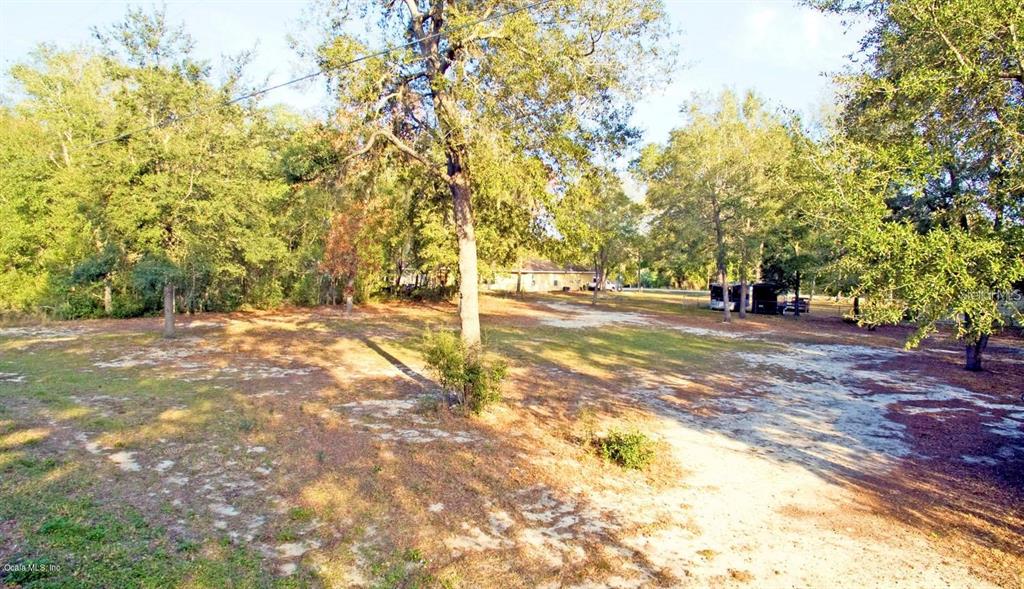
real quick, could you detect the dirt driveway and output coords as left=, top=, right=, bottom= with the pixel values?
left=0, top=293, right=1021, bottom=588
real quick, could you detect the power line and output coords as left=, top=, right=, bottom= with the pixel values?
left=88, top=0, right=555, bottom=147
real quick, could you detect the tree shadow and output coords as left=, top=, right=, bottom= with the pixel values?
left=358, top=335, right=435, bottom=390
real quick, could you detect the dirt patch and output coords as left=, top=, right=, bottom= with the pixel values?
left=0, top=372, right=26, bottom=383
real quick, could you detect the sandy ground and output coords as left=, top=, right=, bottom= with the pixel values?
left=524, top=298, right=1022, bottom=587
left=1, top=294, right=1021, bottom=588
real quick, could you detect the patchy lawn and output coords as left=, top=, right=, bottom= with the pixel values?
left=0, top=292, right=1021, bottom=588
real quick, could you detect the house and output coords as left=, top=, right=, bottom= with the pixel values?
left=486, top=259, right=593, bottom=293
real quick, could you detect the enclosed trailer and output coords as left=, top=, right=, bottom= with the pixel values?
left=709, top=283, right=750, bottom=312
left=751, top=282, right=782, bottom=315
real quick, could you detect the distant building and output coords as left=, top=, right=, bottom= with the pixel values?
left=486, top=259, right=593, bottom=293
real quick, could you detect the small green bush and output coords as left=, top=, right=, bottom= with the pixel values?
left=597, top=429, right=656, bottom=470
left=111, top=293, right=146, bottom=318
left=422, top=330, right=507, bottom=414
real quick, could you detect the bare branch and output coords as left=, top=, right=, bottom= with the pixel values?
left=348, top=128, right=450, bottom=183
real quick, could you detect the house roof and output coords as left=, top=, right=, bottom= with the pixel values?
left=510, top=258, right=591, bottom=273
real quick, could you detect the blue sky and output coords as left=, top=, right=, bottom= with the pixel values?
left=1, top=0, right=867, bottom=147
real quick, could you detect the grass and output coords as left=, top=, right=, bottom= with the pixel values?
left=367, top=547, right=434, bottom=589
left=489, top=321, right=767, bottom=380
left=0, top=449, right=289, bottom=588
left=3, top=295, right=1002, bottom=587
left=0, top=330, right=297, bottom=588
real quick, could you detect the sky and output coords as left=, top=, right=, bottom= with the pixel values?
left=0, top=0, right=869, bottom=149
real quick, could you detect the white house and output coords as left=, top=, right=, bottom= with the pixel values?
left=486, top=259, right=593, bottom=293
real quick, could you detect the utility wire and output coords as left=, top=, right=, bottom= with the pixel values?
left=88, top=0, right=555, bottom=147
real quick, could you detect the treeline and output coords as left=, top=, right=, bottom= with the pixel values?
left=0, top=10, right=495, bottom=319
left=2, top=2, right=669, bottom=329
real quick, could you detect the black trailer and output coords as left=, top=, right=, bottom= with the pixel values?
left=751, top=282, right=782, bottom=315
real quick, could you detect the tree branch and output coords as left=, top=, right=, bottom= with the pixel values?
left=348, top=128, right=450, bottom=183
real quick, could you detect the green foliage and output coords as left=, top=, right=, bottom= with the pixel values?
left=111, top=292, right=146, bottom=318
left=550, top=167, right=644, bottom=287
left=287, top=506, right=316, bottom=523
left=246, top=275, right=285, bottom=310
left=303, top=0, right=676, bottom=341
left=0, top=9, right=343, bottom=317
left=637, top=90, right=804, bottom=295
left=55, top=286, right=106, bottom=320
left=597, top=428, right=656, bottom=470
left=422, top=330, right=507, bottom=414
left=804, top=0, right=1024, bottom=362
left=3, top=1, right=677, bottom=325
left=69, top=245, right=120, bottom=285
left=808, top=138, right=1024, bottom=346
left=130, top=254, right=183, bottom=294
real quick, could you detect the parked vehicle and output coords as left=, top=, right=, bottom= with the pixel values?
left=587, top=278, right=620, bottom=291
left=779, top=297, right=810, bottom=315
left=710, top=282, right=810, bottom=315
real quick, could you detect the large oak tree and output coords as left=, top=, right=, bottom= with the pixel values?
left=309, top=0, right=673, bottom=351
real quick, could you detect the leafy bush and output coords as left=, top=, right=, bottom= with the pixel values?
left=55, top=287, right=104, bottom=319
left=422, top=330, right=506, bottom=414
left=246, top=276, right=284, bottom=309
left=597, top=429, right=656, bottom=470
left=288, top=272, right=322, bottom=307
left=111, top=293, right=146, bottom=318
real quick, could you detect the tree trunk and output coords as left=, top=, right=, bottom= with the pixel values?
left=965, top=334, right=988, bottom=371
left=793, top=272, right=802, bottom=319
left=515, top=271, right=522, bottom=297
left=738, top=272, right=748, bottom=319
left=756, top=241, right=764, bottom=281
left=103, top=280, right=113, bottom=315
left=719, top=267, right=731, bottom=323
left=344, top=275, right=354, bottom=314
left=450, top=174, right=482, bottom=350
left=710, top=199, right=730, bottom=323
left=162, top=283, right=175, bottom=337
left=853, top=296, right=861, bottom=318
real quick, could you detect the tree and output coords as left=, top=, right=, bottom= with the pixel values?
left=551, top=167, right=643, bottom=304
left=807, top=137, right=1023, bottom=370
left=810, top=0, right=1024, bottom=369
left=307, top=0, right=673, bottom=352
left=2, top=7, right=300, bottom=333
left=636, top=90, right=797, bottom=322
left=3, top=49, right=120, bottom=317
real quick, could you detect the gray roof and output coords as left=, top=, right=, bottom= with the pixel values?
left=509, top=258, right=591, bottom=273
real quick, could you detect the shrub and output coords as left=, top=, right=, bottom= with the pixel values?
left=597, top=429, right=656, bottom=470
left=111, top=293, right=146, bottom=318
left=422, top=330, right=507, bottom=414
left=55, top=287, right=104, bottom=319
left=246, top=276, right=284, bottom=309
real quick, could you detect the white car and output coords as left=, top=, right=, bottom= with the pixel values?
left=587, top=278, right=620, bottom=291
